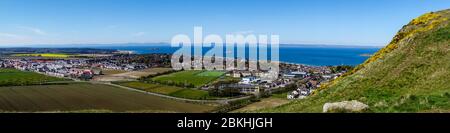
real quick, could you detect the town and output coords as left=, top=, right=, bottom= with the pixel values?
left=0, top=54, right=171, bottom=80
left=0, top=52, right=350, bottom=100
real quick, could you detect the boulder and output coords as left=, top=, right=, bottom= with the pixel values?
left=323, top=100, right=369, bottom=113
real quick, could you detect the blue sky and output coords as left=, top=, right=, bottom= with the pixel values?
left=0, top=0, right=449, bottom=46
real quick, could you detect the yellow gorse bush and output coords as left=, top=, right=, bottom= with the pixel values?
left=311, top=12, right=448, bottom=96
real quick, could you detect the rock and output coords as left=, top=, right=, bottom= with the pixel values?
left=323, top=100, right=369, bottom=113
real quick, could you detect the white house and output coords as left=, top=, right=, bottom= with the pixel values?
left=239, top=76, right=260, bottom=84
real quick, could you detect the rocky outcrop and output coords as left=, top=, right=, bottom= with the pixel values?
left=323, top=100, right=369, bottom=113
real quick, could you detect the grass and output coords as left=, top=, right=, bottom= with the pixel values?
left=12, top=53, right=73, bottom=58
left=271, top=92, right=289, bottom=99
left=169, top=89, right=211, bottom=100
left=101, top=69, right=127, bottom=75
left=152, top=86, right=184, bottom=95
left=117, top=68, right=174, bottom=78
left=0, top=83, right=214, bottom=113
left=152, top=70, right=225, bottom=88
left=117, top=81, right=182, bottom=95
left=119, top=81, right=160, bottom=90
left=116, top=81, right=211, bottom=99
left=258, top=9, right=450, bottom=113
left=196, top=71, right=226, bottom=77
left=94, top=68, right=174, bottom=82
left=0, top=68, right=66, bottom=86
left=233, top=92, right=290, bottom=112
left=232, top=98, right=290, bottom=112
left=140, top=68, right=174, bottom=73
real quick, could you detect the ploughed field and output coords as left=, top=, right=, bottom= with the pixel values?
left=0, top=83, right=214, bottom=112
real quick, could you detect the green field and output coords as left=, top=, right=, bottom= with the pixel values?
left=117, top=81, right=211, bottom=99
left=117, top=81, right=182, bottom=95
left=152, top=70, right=225, bottom=88
left=0, top=83, right=214, bottom=112
left=12, top=53, right=73, bottom=58
left=169, top=89, right=211, bottom=100
left=0, top=69, right=66, bottom=86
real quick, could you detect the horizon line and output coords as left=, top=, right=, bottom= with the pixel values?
left=0, top=42, right=385, bottom=48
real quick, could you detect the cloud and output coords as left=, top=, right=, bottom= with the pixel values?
left=18, top=26, right=47, bottom=35
left=0, top=32, right=22, bottom=38
left=132, top=32, right=146, bottom=37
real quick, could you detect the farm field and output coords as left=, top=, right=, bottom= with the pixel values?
left=0, top=83, right=214, bottom=112
left=117, top=81, right=182, bottom=95
left=94, top=68, right=173, bottom=82
left=169, top=89, right=211, bottom=100
left=12, top=53, right=73, bottom=58
left=116, top=81, right=211, bottom=99
left=101, top=69, right=128, bottom=75
left=0, top=68, right=66, bottom=86
left=152, top=70, right=225, bottom=88
left=140, top=67, right=174, bottom=73
left=114, top=67, right=173, bottom=78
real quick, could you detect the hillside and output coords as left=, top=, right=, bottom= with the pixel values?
left=259, top=9, right=450, bottom=113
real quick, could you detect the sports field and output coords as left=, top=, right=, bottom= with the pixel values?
left=152, top=70, right=225, bottom=88
left=0, top=83, right=214, bottom=112
left=0, top=68, right=66, bottom=86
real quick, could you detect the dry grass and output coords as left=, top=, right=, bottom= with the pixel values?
left=232, top=98, right=289, bottom=112
left=94, top=68, right=173, bottom=82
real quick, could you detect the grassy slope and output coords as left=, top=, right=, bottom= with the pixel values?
left=259, top=9, right=450, bottom=113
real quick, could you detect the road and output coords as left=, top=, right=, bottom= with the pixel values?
left=103, top=82, right=253, bottom=104
left=48, top=80, right=252, bottom=105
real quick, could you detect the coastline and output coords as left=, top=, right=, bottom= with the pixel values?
left=1, top=45, right=378, bottom=66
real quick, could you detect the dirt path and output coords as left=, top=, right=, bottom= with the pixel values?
left=231, top=97, right=290, bottom=112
